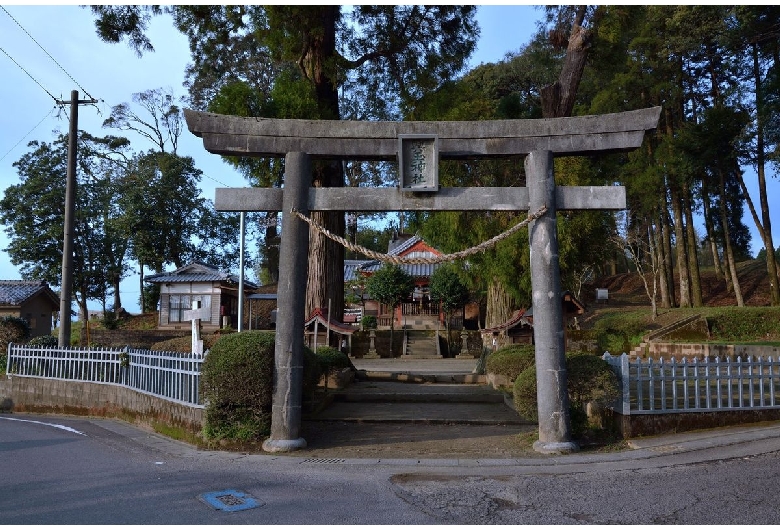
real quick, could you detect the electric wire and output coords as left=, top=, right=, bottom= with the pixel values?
left=1, top=5, right=96, bottom=100
left=0, top=106, right=57, bottom=163
left=0, top=44, right=57, bottom=102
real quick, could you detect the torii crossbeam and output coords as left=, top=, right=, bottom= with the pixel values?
left=185, top=106, right=661, bottom=454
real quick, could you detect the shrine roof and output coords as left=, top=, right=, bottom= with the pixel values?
left=357, top=260, right=441, bottom=280
left=481, top=310, right=529, bottom=334
left=304, top=308, right=356, bottom=335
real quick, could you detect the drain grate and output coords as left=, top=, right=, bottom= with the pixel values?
left=302, top=457, right=347, bottom=464
left=199, top=490, right=261, bottom=512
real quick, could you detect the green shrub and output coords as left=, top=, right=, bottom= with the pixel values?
left=150, top=334, right=219, bottom=353
left=565, top=353, right=621, bottom=410
left=485, top=345, right=535, bottom=381
left=315, top=346, right=354, bottom=373
left=301, top=346, right=321, bottom=399
left=27, top=335, right=58, bottom=347
left=200, top=332, right=319, bottom=442
left=101, top=311, right=119, bottom=330
left=0, top=316, right=30, bottom=351
left=360, top=315, right=377, bottom=329
left=512, top=352, right=620, bottom=438
left=512, top=367, right=538, bottom=421
left=200, top=331, right=276, bottom=441
left=0, top=316, right=31, bottom=376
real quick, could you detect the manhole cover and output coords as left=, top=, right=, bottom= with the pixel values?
left=199, top=490, right=262, bottom=512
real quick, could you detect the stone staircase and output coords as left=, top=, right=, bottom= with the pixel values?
left=402, top=330, right=442, bottom=359
left=628, top=313, right=704, bottom=358
left=307, top=377, right=526, bottom=426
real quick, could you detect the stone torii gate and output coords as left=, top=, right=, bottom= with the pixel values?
left=185, top=106, right=660, bottom=454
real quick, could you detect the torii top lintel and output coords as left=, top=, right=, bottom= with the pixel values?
left=184, top=107, right=661, bottom=160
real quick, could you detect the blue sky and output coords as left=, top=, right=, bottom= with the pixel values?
left=0, top=5, right=777, bottom=315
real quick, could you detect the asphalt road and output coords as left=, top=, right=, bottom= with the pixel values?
left=2, top=414, right=780, bottom=524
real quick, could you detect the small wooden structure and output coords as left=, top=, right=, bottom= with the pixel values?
left=482, top=292, right=585, bottom=350
left=0, top=280, right=59, bottom=338
left=304, top=308, right=356, bottom=355
left=145, top=261, right=258, bottom=331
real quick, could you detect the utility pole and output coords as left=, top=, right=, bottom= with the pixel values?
left=56, top=90, right=97, bottom=347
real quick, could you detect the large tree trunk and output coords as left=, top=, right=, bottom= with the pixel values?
left=485, top=278, right=513, bottom=329
left=669, top=185, right=691, bottom=308
left=139, top=262, right=146, bottom=312
left=300, top=7, right=345, bottom=321
left=751, top=42, right=780, bottom=305
left=682, top=184, right=703, bottom=307
left=718, top=167, right=744, bottom=306
left=653, top=213, right=671, bottom=309
left=701, top=188, right=724, bottom=281
left=660, top=205, right=675, bottom=308
left=540, top=6, right=591, bottom=119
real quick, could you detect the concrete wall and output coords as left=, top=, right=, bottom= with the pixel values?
left=0, top=375, right=202, bottom=433
left=606, top=408, right=780, bottom=439
left=645, top=342, right=780, bottom=360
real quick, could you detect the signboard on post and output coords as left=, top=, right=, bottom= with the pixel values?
left=398, top=134, right=438, bottom=191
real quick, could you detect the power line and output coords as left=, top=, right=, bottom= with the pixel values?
left=0, top=44, right=57, bottom=102
left=0, top=106, right=57, bottom=163
left=1, top=5, right=96, bottom=100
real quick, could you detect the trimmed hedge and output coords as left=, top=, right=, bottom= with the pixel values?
left=201, top=331, right=276, bottom=441
left=485, top=345, right=536, bottom=381
left=315, top=346, right=355, bottom=372
left=200, top=332, right=320, bottom=442
left=512, top=352, right=620, bottom=437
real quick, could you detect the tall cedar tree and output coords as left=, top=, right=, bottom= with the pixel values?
left=90, top=5, right=479, bottom=321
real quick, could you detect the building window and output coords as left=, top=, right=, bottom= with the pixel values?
left=169, top=295, right=211, bottom=323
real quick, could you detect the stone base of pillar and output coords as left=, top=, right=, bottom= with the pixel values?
left=533, top=440, right=579, bottom=455
left=262, top=438, right=307, bottom=453
left=362, top=351, right=380, bottom=359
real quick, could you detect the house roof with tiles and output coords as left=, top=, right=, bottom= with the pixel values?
left=145, top=261, right=258, bottom=288
left=0, top=280, right=59, bottom=308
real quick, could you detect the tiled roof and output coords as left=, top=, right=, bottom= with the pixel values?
left=145, top=261, right=258, bottom=288
left=481, top=310, right=530, bottom=333
left=357, top=259, right=441, bottom=279
left=305, top=308, right=356, bottom=335
left=388, top=235, right=421, bottom=256
left=0, top=280, right=57, bottom=306
left=344, top=259, right=372, bottom=282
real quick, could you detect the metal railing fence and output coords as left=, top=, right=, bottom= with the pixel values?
left=5, top=343, right=205, bottom=408
left=603, top=352, right=780, bottom=415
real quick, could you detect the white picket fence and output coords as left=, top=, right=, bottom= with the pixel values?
left=603, top=352, right=780, bottom=415
left=5, top=343, right=205, bottom=408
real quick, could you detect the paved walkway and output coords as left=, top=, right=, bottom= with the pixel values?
left=352, top=357, right=480, bottom=375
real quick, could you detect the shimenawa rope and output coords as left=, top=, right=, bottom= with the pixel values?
left=291, top=205, right=548, bottom=265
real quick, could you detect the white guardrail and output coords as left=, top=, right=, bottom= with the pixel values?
left=5, top=343, right=205, bottom=408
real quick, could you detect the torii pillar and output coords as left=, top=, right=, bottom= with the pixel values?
left=185, top=107, right=661, bottom=454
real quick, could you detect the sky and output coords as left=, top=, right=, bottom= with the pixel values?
left=0, top=5, right=777, bottom=315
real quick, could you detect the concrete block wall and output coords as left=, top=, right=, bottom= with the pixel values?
left=646, top=342, right=780, bottom=360
left=0, top=375, right=202, bottom=433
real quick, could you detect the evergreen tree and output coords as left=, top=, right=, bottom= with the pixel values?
left=91, top=5, right=479, bottom=320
